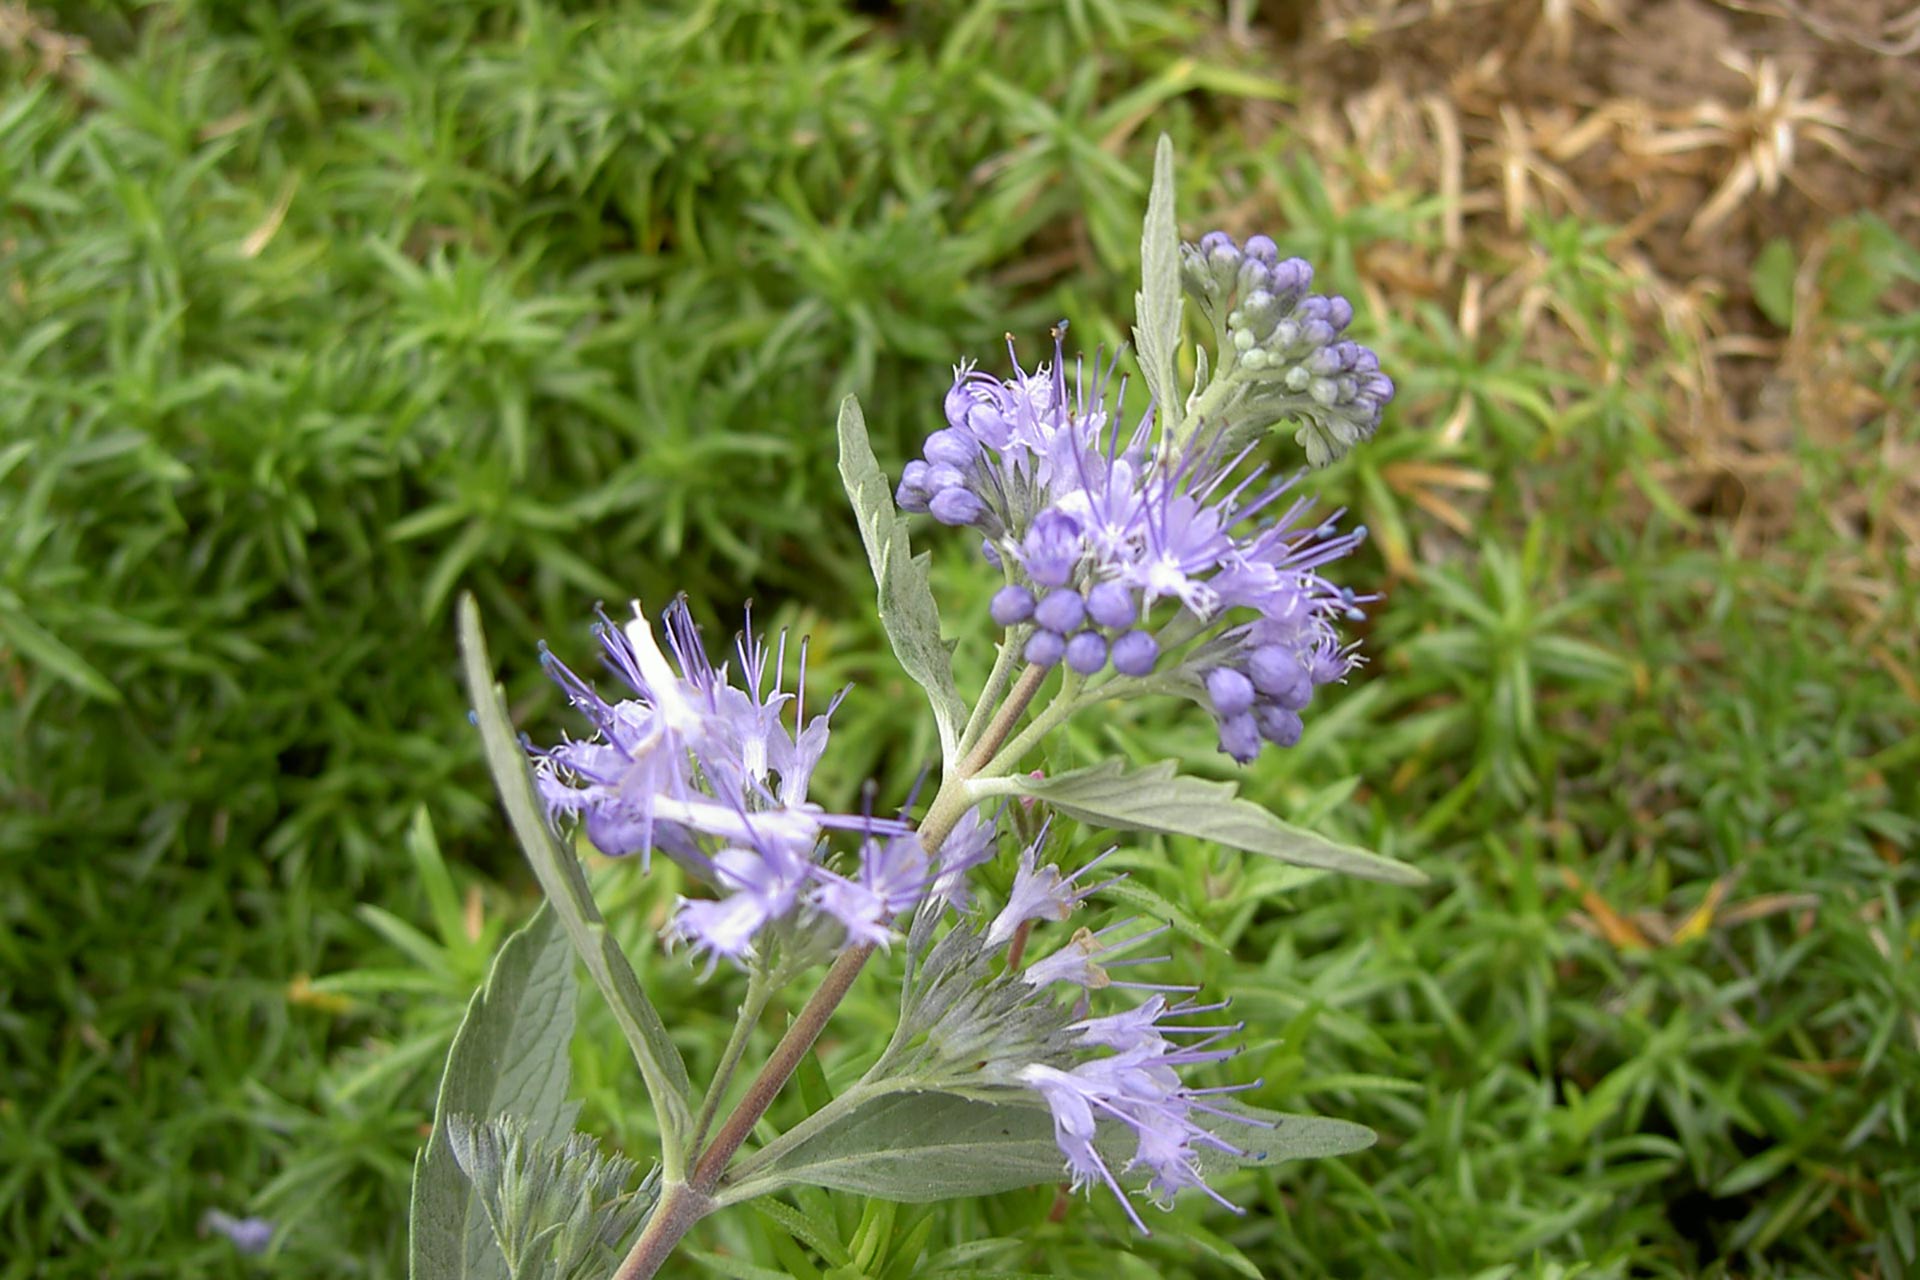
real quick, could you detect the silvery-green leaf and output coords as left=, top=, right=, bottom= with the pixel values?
left=732, top=1089, right=1376, bottom=1208
left=837, top=395, right=966, bottom=764
left=734, top=1090, right=1068, bottom=1203
left=410, top=907, right=578, bottom=1280
left=1191, top=1100, right=1376, bottom=1174
left=457, top=597, right=693, bottom=1157
left=1132, top=134, right=1183, bottom=429
left=976, top=760, right=1425, bottom=886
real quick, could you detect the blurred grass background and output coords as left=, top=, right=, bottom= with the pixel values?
left=2, top=1, right=1916, bottom=1277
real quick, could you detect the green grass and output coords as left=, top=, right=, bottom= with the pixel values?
left=3, top=3, right=1916, bottom=1277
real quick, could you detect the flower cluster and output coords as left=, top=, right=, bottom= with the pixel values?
left=890, top=823, right=1261, bottom=1233
left=894, top=237, right=1385, bottom=762
left=1181, top=232, right=1394, bottom=467
left=529, top=600, right=931, bottom=966
left=1019, top=991, right=1253, bottom=1231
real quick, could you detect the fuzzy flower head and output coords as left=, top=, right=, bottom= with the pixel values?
left=885, top=832, right=1268, bottom=1231
left=896, top=239, right=1386, bottom=763
left=530, top=599, right=920, bottom=967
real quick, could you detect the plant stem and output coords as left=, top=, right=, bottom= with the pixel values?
left=957, top=635, right=1022, bottom=758
left=957, top=663, right=1050, bottom=777
left=687, top=964, right=776, bottom=1155
left=612, top=1180, right=713, bottom=1280
left=688, top=940, right=874, bottom=1192
left=971, top=673, right=1084, bottom=782
left=713, top=1077, right=903, bottom=1204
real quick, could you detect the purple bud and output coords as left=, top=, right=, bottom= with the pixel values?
left=1205, top=666, right=1255, bottom=716
left=1084, top=581, right=1135, bottom=629
left=1299, top=318, right=1336, bottom=350
left=1273, top=676, right=1314, bottom=711
left=1020, top=509, right=1082, bottom=588
left=1243, top=235, right=1279, bottom=265
left=1247, top=645, right=1309, bottom=700
left=1199, top=230, right=1237, bottom=257
left=991, top=584, right=1035, bottom=627
left=924, top=462, right=966, bottom=493
left=1064, top=631, right=1108, bottom=675
left=1218, top=713, right=1261, bottom=763
left=1034, top=589, right=1086, bottom=633
left=924, top=428, right=978, bottom=469
left=1110, top=630, right=1158, bottom=676
left=981, top=539, right=1003, bottom=568
left=1254, top=703, right=1304, bottom=747
left=1328, top=295, right=1354, bottom=330
left=1276, top=257, right=1314, bottom=294
left=930, top=487, right=983, bottom=526
left=1025, top=629, right=1067, bottom=668
left=895, top=477, right=929, bottom=514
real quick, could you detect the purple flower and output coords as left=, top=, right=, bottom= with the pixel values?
left=810, top=832, right=930, bottom=949
left=984, top=836, right=1118, bottom=947
left=200, top=1210, right=274, bottom=1255
left=901, top=239, right=1382, bottom=749
left=928, top=805, right=998, bottom=910
left=1017, top=991, right=1264, bottom=1231
left=531, top=599, right=905, bottom=966
left=1021, top=921, right=1185, bottom=991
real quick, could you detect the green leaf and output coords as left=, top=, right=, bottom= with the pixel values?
left=976, top=760, right=1425, bottom=886
left=737, top=1090, right=1375, bottom=1207
left=1096, top=876, right=1229, bottom=953
left=410, top=907, right=578, bottom=1280
left=1750, top=238, right=1796, bottom=329
left=1192, top=1100, right=1376, bottom=1174
left=836, top=395, right=966, bottom=764
left=739, top=1090, right=1069, bottom=1203
left=457, top=595, right=694, bottom=1167
left=1132, top=134, right=1182, bottom=428
left=0, top=589, right=123, bottom=705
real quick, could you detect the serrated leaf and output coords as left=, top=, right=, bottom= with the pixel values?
left=979, top=760, right=1424, bottom=886
left=1132, top=134, right=1182, bottom=427
left=410, top=907, right=578, bottom=1280
left=457, top=596, right=693, bottom=1162
left=836, top=395, right=966, bottom=764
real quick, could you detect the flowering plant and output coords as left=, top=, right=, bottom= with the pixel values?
left=420, top=139, right=1421, bottom=1280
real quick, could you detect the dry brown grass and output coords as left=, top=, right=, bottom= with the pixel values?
left=1227, top=0, right=1919, bottom=626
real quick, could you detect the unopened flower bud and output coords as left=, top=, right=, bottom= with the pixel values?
left=923, top=428, right=978, bottom=469
left=1109, top=630, right=1158, bottom=676
left=930, top=487, right=983, bottom=526
left=1034, top=588, right=1086, bottom=633
left=1084, top=581, right=1135, bottom=629
left=1205, top=666, right=1255, bottom=716
left=1254, top=703, right=1304, bottom=747
left=1217, top=713, right=1260, bottom=763
left=1025, top=628, right=1067, bottom=667
left=991, top=584, right=1035, bottom=627
left=1064, top=631, right=1108, bottom=675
